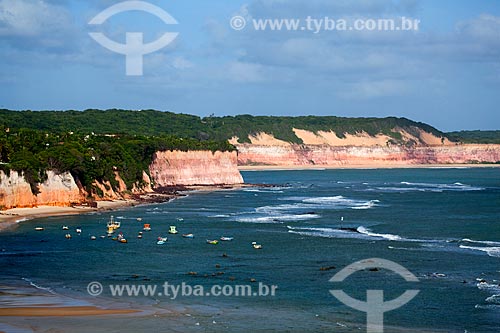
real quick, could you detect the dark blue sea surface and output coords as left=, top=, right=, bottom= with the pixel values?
left=1, top=168, right=499, bottom=332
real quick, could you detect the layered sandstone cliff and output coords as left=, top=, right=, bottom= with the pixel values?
left=149, top=150, right=244, bottom=186
left=0, top=171, right=83, bottom=209
left=237, top=143, right=500, bottom=166
left=0, top=150, right=244, bottom=210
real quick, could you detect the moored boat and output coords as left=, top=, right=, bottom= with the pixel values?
left=107, top=215, right=121, bottom=230
left=207, top=240, right=219, bottom=245
left=35, top=227, right=44, bottom=231
left=168, top=226, right=178, bottom=234
left=182, top=233, right=194, bottom=238
left=143, top=224, right=151, bottom=231
left=252, top=242, right=262, bottom=249
left=220, top=237, right=234, bottom=241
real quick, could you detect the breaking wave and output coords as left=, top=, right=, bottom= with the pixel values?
left=459, top=245, right=500, bottom=258
left=368, top=181, right=484, bottom=193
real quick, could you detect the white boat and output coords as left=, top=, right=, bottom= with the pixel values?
left=182, top=233, right=194, bottom=238
left=35, top=227, right=44, bottom=231
left=65, top=234, right=72, bottom=239
left=76, top=228, right=82, bottom=234
left=62, top=226, right=69, bottom=230
left=90, top=236, right=97, bottom=240
left=168, top=226, right=178, bottom=234
left=117, top=232, right=127, bottom=243
left=252, top=242, right=262, bottom=249
left=157, top=240, right=166, bottom=245
left=107, top=216, right=121, bottom=230
left=220, top=237, right=234, bottom=241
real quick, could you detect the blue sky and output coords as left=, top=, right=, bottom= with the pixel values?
left=1, top=0, right=499, bottom=131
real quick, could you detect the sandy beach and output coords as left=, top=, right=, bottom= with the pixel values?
left=0, top=306, right=138, bottom=317
left=238, top=163, right=500, bottom=171
left=0, top=200, right=139, bottom=232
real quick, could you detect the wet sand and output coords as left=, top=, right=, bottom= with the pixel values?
left=0, top=306, right=138, bottom=317
left=0, top=200, right=138, bottom=232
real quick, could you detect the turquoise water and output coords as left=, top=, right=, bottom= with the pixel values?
left=1, top=168, right=499, bottom=332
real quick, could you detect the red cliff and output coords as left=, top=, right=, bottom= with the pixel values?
left=237, top=143, right=500, bottom=166
left=149, top=150, right=244, bottom=186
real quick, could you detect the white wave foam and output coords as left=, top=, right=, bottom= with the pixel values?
left=400, top=182, right=484, bottom=191
left=236, top=213, right=320, bottom=224
left=287, top=226, right=359, bottom=239
left=460, top=245, right=500, bottom=258
left=462, top=239, right=500, bottom=247
left=22, top=277, right=56, bottom=295
left=209, top=214, right=231, bottom=218
left=287, top=225, right=440, bottom=244
left=243, top=188, right=284, bottom=193
left=356, top=226, right=403, bottom=241
left=486, top=295, right=500, bottom=305
left=257, top=196, right=379, bottom=213
left=370, top=181, right=484, bottom=193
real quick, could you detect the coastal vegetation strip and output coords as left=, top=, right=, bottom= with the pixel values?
left=0, top=109, right=449, bottom=144
left=0, top=128, right=234, bottom=195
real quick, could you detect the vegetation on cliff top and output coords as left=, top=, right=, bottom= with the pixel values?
left=447, top=130, right=500, bottom=144
left=0, top=109, right=447, bottom=144
left=0, top=127, right=234, bottom=195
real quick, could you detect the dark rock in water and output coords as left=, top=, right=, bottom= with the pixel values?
left=229, top=276, right=236, bottom=281
left=215, top=264, right=221, bottom=269
left=339, top=227, right=359, bottom=233
left=479, top=279, right=487, bottom=283
left=222, top=253, right=228, bottom=258
left=131, top=274, right=140, bottom=279
left=319, top=266, right=336, bottom=271
left=217, top=271, right=224, bottom=276
left=369, top=268, right=379, bottom=272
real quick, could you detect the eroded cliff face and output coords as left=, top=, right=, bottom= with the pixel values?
left=149, top=150, right=244, bottom=186
left=0, top=171, right=83, bottom=209
left=237, top=144, right=500, bottom=166
left=1, top=150, right=244, bottom=210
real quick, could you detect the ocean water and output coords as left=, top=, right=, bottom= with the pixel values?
left=1, top=168, right=499, bottom=332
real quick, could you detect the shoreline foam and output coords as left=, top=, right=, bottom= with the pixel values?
left=238, top=163, right=500, bottom=171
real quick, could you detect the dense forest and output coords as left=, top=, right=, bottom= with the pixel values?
left=447, top=130, right=500, bottom=144
left=0, top=109, right=447, bottom=144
